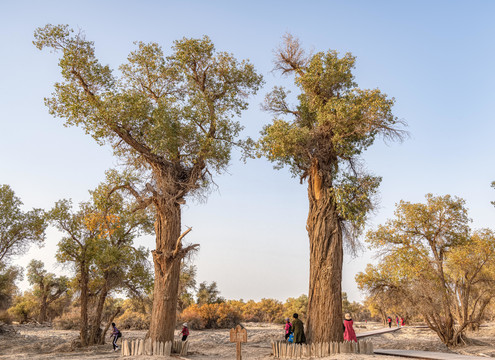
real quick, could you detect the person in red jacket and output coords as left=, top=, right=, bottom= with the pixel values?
left=180, top=323, right=189, bottom=341
left=343, top=313, right=357, bottom=342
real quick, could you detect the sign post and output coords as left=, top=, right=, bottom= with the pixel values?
left=230, top=324, right=247, bottom=360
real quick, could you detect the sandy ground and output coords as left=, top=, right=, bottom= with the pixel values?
left=1, top=322, right=495, bottom=359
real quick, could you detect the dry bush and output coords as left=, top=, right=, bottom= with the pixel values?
left=115, top=310, right=150, bottom=330
left=0, top=310, right=12, bottom=324
left=180, top=303, right=242, bottom=330
left=53, top=307, right=80, bottom=330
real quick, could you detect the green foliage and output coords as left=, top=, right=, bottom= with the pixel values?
left=34, top=25, right=263, bottom=198
left=283, top=294, right=308, bottom=321
left=0, top=264, right=22, bottom=311
left=196, top=281, right=224, bottom=305
left=257, top=35, right=404, bottom=235
left=8, top=292, right=38, bottom=323
left=26, top=259, right=69, bottom=322
left=0, top=184, right=47, bottom=264
left=178, top=262, right=197, bottom=311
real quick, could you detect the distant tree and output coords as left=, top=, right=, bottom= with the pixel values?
left=87, top=176, right=153, bottom=345
left=48, top=177, right=153, bottom=345
left=34, top=24, right=263, bottom=343
left=283, top=294, right=308, bottom=321
left=0, top=184, right=46, bottom=264
left=359, top=194, right=495, bottom=347
left=26, top=259, right=68, bottom=323
left=0, top=264, right=22, bottom=311
left=8, top=291, right=38, bottom=323
left=196, top=281, right=224, bottom=305
left=178, top=262, right=197, bottom=312
left=0, top=185, right=46, bottom=315
left=341, top=292, right=366, bottom=320
left=257, top=34, right=404, bottom=342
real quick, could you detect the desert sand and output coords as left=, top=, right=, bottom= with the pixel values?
left=1, top=322, right=495, bottom=359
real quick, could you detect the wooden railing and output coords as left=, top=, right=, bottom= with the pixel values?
left=271, top=339, right=373, bottom=358
left=120, top=338, right=189, bottom=356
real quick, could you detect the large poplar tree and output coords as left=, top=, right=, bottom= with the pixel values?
left=258, top=35, right=404, bottom=342
left=34, top=24, right=262, bottom=342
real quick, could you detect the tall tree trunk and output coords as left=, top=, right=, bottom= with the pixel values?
left=305, top=163, right=344, bottom=343
left=39, top=288, right=48, bottom=323
left=80, top=262, right=89, bottom=346
left=88, top=277, right=108, bottom=345
left=148, top=201, right=182, bottom=342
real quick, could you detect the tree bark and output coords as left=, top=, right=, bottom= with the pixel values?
left=148, top=199, right=182, bottom=342
left=39, top=286, right=48, bottom=323
left=88, top=276, right=108, bottom=345
left=80, top=262, right=89, bottom=346
left=305, top=162, right=344, bottom=343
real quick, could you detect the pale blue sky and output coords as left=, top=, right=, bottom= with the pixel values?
left=1, top=0, right=495, bottom=302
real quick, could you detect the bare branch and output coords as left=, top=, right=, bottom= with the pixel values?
left=273, top=33, right=308, bottom=75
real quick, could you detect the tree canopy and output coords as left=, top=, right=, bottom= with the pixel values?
left=0, top=185, right=46, bottom=264
left=357, top=194, right=495, bottom=347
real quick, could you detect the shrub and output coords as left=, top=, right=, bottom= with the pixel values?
left=180, top=303, right=242, bottom=330
left=115, top=310, right=150, bottom=330
left=0, top=310, right=12, bottom=324
left=53, top=307, right=80, bottom=330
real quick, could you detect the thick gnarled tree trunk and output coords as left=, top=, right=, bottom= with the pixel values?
left=148, top=200, right=182, bottom=342
left=305, top=163, right=344, bottom=343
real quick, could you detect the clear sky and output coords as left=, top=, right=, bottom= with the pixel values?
left=1, top=0, right=495, bottom=303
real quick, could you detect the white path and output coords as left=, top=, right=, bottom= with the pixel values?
left=355, top=327, right=487, bottom=359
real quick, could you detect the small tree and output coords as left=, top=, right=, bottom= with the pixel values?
left=48, top=177, right=153, bottom=345
left=26, top=259, right=68, bottom=323
left=257, top=34, right=404, bottom=342
left=196, top=281, right=224, bottom=305
left=0, top=264, right=22, bottom=311
left=359, top=194, right=495, bottom=347
left=34, top=24, right=263, bottom=342
left=8, top=291, right=38, bottom=323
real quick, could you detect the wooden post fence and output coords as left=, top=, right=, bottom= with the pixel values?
left=121, top=338, right=188, bottom=357
left=271, top=340, right=373, bottom=358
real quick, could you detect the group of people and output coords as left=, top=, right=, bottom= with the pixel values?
left=284, top=312, right=358, bottom=343
left=387, top=316, right=405, bottom=328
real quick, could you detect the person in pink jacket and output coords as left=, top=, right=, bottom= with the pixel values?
left=343, top=313, right=357, bottom=342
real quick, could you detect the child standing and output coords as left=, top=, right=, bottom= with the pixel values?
left=284, top=318, right=292, bottom=341
left=181, top=323, right=189, bottom=341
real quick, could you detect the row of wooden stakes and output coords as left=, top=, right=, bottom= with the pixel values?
left=271, top=340, right=374, bottom=358
left=120, top=338, right=189, bottom=357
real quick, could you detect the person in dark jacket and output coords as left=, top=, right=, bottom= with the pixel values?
left=291, top=313, right=306, bottom=344
left=110, top=322, right=121, bottom=351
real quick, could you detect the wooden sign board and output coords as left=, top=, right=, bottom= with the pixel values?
left=230, top=324, right=247, bottom=343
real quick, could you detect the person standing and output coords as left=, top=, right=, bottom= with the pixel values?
left=396, top=315, right=400, bottom=328
left=387, top=316, right=392, bottom=328
left=284, top=318, right=292, bottom=341
left=110, top=322, right=121, bottom=352
left=343, top=313, right=357, bottom=342
left=292, top=313, right=306, bottom=344
left=180, top=323, right=189, bottom=341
